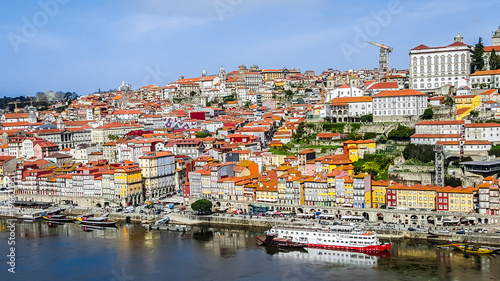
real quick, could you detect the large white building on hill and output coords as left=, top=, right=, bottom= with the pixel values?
left=409, top=33, right=472, bottom=91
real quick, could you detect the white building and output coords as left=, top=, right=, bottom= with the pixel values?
left=409, top=33, right=472, bottom=91
left=365, top=81, right=399, bottom=96
left=470, top=69, right=500, bottom=89
left=373, top=89, right=428, bottom=122
left=328, top=96, right=373, bottom=122
left=243, top=72, right=264, bottom=92
left=325, top=84, right=364, bottom=102
left=414, top=120, right=466, bottom=135
left=465, top=123, right=500, bottom=144
left=436, top=140, right=492, bottom=152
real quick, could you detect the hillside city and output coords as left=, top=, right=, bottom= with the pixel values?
left=2, top=28, right=500, bottom=219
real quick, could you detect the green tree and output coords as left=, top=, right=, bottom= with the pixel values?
left=362, top=162, right=381, bottom=178
left=191, top=199, right=213, bottom=214
left=284, top=90, right=294, bottom=100
left=196, top=131, right=211, bottom=138
left=469, top=110, right=479, bottom=118
left=489, top=49, right=500, bottom=70
left=244, top=101, right=251, bottom=108
left=292, top=122, right=306, bottom=143
left=387, top=125, right=415, bottom=141
left=108, top=134, right=120, bottom=141
left=347, top=132, right=362, bottom=140
left=360, top=114, right=373, bottom=122
left=421, top=108, right=434, bottom=120
left=377, top=135, right=388, bottom=144
left=444, top=96, right=454, bottom=107
left=363, top=132, right=377, bottom=140
left=471, top=37, right=485, bottom=73
left=403, top=143, right=435, bottom=163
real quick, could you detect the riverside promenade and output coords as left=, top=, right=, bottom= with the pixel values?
left=4, top=204, right=500, bottom=245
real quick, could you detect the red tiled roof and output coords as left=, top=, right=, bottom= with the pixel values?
left=471, top=69, right=500, bottom=76
left=367, top=82, right=399, bottom=90
left=411, top=134, right=462, bottom=138
left=416, top=120, right=464, bottom=125
left=374, top=89, right=427, bottom=97
left=456, top=107, right=470, bottom=115
left=465, top=123, right=500, bottom=128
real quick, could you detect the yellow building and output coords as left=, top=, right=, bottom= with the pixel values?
left=371, top=180, right=391, bottom=208
left=139, top=154, right=158, bottom=199
left=318, top=154, right=353, bottom=173
left=255, top=180, right=278, bottom=203
left=437, top=186, right=474, bottom=212
left=343, top=140, right=376, bottom=162
left=261, top=68, right=300, bottom=81
left=454, top=95, right=481, bottom=120
left=387, top=184, right=438, bottom=210
left=114, top=165, right=143, bottom=205
left=344, top=177, right=354, bottom=206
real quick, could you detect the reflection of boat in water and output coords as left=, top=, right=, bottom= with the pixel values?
left=256, top=234, right=307, bottom=249
left=267, top=226, right=391, bottom=253
left=276, top=248, right=381, bottom=266
left=144, top=217, right=191, bottom=232
left=81, top=225, right=118, bottom=232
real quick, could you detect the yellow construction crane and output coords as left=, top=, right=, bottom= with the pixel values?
left=366, top=41, right=393, bottom=72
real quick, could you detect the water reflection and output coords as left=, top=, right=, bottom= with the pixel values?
left=1, top=219, right=500, bottom=281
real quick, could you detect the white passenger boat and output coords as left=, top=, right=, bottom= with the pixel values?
left=267, top=225, right=391, bottom=252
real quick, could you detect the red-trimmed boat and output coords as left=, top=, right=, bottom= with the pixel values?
left=266, top=225, right=391, bottom=253
left=256, top=234, right=307, bottom=249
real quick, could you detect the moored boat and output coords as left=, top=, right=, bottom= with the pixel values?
left=78, top=215, right=116, bottom=227
left=266, top=225, right=391, bottom=253
left=454, top=244, right=494, bottom=254
left=43, top=214, right=76, bottom=223
left=256, top=234, right=307, bottom=249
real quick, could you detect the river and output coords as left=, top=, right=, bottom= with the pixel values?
left=0, top=219, right=499, bottom=281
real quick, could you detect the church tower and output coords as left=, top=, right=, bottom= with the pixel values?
left=493, top=26, right=500, bottom=46
left=218, top=66, right=227, bottom=82
left=57, top=115, right=66, bottom=130
left=27, top=106, right=37, bottom=123
left=454, top=32, right=463, bottom=43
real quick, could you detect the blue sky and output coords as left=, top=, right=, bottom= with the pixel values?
left=1, top=0, right=500, bottom=97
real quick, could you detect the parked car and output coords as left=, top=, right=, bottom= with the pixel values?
left=456, top=230, right=466, bottom=234
left=408, top=227, right=416, bottom=231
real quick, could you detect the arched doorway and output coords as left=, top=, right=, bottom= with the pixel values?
left=362, top=212, right=369, bottom=220
left=297, top=208, right=304, bottom=213
left=427, top=216, right=435, bottom=224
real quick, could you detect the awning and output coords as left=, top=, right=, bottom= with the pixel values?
left=257, top=199, right=278, bottom=202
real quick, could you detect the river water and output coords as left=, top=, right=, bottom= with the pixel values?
left=0, top=219, right=499, bottom=281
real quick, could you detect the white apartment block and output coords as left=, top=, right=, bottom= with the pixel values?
left=373, top=89, right=428, bottom=122
left=414, top=120, right=466, bottom=136
left=409, top=33, right=472, bottom=91
left=465, top=123, right=500, bottom=144
left=470, top=69, right=500, bottom=89
left=325, top=84, right=364, bottom=102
